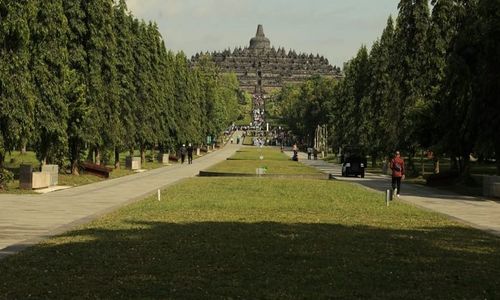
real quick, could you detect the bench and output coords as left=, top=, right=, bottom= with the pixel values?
left=81, top=162, right=112, bottom=178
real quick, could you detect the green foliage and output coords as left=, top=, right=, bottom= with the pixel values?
left=331, top=47, right=370, bottom=149
left=275, top=77, right=336, bottom=145
left=277, top=0, right=498, bottom=175
left=236, top=90, right=252, bottom=124
left=0, top=0, right=241, bottom=170
left=0, top=167, right=14, bottom=189
left=365, top=17, right=399, bottom=157
left=474, top=0, right=500, bottom=174
left=30, top=0, right=70, bottom=164
left=0, top=0, right=36, bottom=164
left=188, top=56, right=242, bottom=143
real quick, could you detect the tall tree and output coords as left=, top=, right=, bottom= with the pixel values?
left=113, top=0, right=136, bottom=168
left=30, top=0, right=70, bottom=165
left=330, top=46, right=370, bottom=149
left=393, top=0, right=431, bottom=172
left=63, top=0, right=91, bottom=174
left=275, top=84, right=302, bottom=136
left=99, top=0, right=120, bottom=166
left=435, top=0, right=480, bottom=175
left=0, top=0, right=36, bottom=167
left=84, top=0, right=118, bottom=165
left=158, top=49, right=178, bottom=153
left=173, top=52, right=201, bottom=146
left=475, top=0, right=500, bottom=174
left=364, top=16, right=399, bottom=165
left=419, top=0, right=469, bottom=173
left=131, top=19, right=156, bottom=163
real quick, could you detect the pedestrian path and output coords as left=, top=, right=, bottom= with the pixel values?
left=0, top=141, right=243, bottom=259
left=292, top=151, right=500, bottom=237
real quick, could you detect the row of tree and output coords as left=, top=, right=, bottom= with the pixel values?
left=272, top=0, right=499, bottom=176
left=0, top=0, right=243, bottom=175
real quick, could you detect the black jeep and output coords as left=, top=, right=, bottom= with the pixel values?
left=340, top=147, right=367, bottom=178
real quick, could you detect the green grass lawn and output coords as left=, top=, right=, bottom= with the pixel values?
left=1, top=151, right=169, bottom=193
left=1, top=147, right=500, bottom=298
left=207, top=147, right=320, bottom=175
left=242, top=136, right=254, bottom=145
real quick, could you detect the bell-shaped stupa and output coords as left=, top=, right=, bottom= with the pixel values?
left=249, top=24, right=271, bottom=50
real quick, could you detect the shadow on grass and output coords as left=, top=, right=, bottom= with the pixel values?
left=1, top=222, right=499, bottom=299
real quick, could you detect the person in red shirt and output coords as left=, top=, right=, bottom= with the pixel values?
left=390, top=151, right=405, bottom=197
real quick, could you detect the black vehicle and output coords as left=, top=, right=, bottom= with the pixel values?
left=340, top=146, right=366, bottom=178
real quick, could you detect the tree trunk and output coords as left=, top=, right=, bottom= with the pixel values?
left=0, top=151, right=4, bottom=169
left=461, top=154, right=471, bottom=177
left=95, top=148, right=101, bottom=165
left=21, top=143, right=27, bottom=154
left=140, top=145, right=146, bottom=165
left=496, top=151, right=500, bottom=176
left=421, top=150, right=425, bottom=176
left=87, top=146, right=94, bottom=163
left=433, top=157, right=440, bottom=174
left=407, top=149, right=416, bottom=176
left=371, top=153, right=377, bottom=168
left=71, top=159, right=80, bottom=176
left=71, top=142, right=80, bottom=176
left=114, top=148, right=120, bottom=169
left=451, top=156, right=458, bottom=172
left=495, top=142, right=500, bottom=176
left=129, top=149, right=134, bottom=157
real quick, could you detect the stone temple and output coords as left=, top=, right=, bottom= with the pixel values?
left=191, top=25, right=342, bottom=127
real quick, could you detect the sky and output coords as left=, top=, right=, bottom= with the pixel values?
left=126, top=0, right=400, bottom=68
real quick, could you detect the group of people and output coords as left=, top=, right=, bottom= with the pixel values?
left=179, top=144, right=194, bottom=164
left=230, top=136, right=241, bottom=144
left=306, top=147, right=319, bottom=160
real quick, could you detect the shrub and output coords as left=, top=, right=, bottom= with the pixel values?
left=0, top=168, right=14, bottom=190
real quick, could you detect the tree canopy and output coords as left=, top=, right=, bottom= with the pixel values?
left=275, top=0, right=500, bottom=175
left=0, top=0, right=242, bottom=173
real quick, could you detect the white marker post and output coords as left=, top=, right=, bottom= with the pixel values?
left=385, top=189, right=391, bottom=207
left=158, top=189, right=161, bottom=201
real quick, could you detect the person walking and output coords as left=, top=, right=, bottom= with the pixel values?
left=180, top=144, right=187, bottom=164
left=307, top=147, right=313, bottom=160
left=187, top=143, right=194, bottom=164
left=292, top=143, right=298, bottom=161
left=390, top=151, right=405, bottom=197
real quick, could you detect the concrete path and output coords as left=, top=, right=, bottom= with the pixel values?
left=293, top=151, right=500, bottom=237
left=0, top=141, right=243, bottom=259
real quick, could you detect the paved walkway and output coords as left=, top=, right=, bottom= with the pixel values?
left=292, top=151, right=500, bottom=237
left=0, top=141, right=243, bottom=259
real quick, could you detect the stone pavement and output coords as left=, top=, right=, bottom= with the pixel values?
left=291, top=151, right=500, bottom=237
left=0, top=141, right=243, bottom=259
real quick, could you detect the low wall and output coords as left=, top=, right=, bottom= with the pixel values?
left=126, top=156, right=141, bottom=170
left=32, top=172, right=50, bottom=189
left=157, top=154, right=169, bottom=164
left=41, top=165, right=58, bottom=186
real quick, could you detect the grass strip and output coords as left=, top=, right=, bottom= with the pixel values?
left=0, top=177, right=499, bottom=299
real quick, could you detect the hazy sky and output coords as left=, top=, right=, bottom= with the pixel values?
left=126, top=0, right=399, bottom=67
